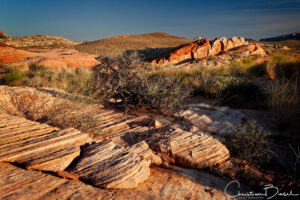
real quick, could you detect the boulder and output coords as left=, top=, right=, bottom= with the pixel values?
left=219, top=37, right=228, bottom=51
left=227, top=39, right=234, bottom=49
left=148, top=127, right=230, bottom=169
left=151, top=38, right=210, bottom=65
left=240, top=37, right=246, bottom=45
left=230, top=36, right=240, bottom=47
left=208, top=38, right=222, bottom=56
left=69, top=141, right=154, bottom=189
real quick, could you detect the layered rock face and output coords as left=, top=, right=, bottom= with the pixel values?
left=208, top=38, right=222, bottom=56
left=0, top=113, right=92, bottom=171
left=69, top=141, right=153, bottom=189
left=151, top=38, right=210, bottom=65
left=0, top=46, right=100, bottom=68
left=151, top=36, right=246, bottom=65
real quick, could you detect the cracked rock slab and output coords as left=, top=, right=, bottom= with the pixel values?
left=148, top=127, right=230, bottom=169
left=0, top=162, right=239, bottom=200
left=180, top=103, right=244, bottom=136
left=0, top=113, right=91, bottom=171
left=69, top=141, right=153, bottom=189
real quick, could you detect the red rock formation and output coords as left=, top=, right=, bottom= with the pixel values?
left=219, top=37, right=228, bottom=51
left=240, top=37, right=246, bottom=45
left=0, top=45, right=100, bottom=68
left=0, top=30, right=8, bottom=38
left=151, top=38, right=210, bottom=65
left=208, top=38, right=222, bottom=56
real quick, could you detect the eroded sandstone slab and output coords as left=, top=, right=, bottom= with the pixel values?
left=147, top=126, right=230, bottom=169
left=69, top=141, right=154, bottom=189
left=0, top=113, right=91, bottom=171
left=0, top=163, right=240, bottom=200
left=180, top=103, right=244, bottom=136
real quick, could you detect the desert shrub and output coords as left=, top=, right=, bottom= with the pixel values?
left=266, top=79, right=298, bottom=130
left=2, top=90, right=100, bottom=137
left=24, top=63, right=94, bottom=97
left=93, top=52, right=192, bottom=115
left=228, top=58, right=257, bottom=76
left=216, top=80, right=267, bottom=108
left=266, top=55, right=300, bottom=80
left=224, top=120, right=271, bottom=165
left=2, top=70, right=26, bottom=85
left=157, top=65, right=243, bottom=97
left=246, top=63, right=267, bottom=78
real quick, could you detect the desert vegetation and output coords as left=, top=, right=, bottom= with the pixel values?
left=223, top=120, right=271, bottom=165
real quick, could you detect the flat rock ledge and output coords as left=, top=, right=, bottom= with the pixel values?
left=180, top=103, right=244, bottom=136
left=69, top=141, right=154, bottom=189
left=0, top=113, right=92, bottom=171
left=147, top=127, right=230, bottom=169
left=0, top=162, right=239, bottom=200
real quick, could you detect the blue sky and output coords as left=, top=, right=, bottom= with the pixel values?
left=1, top=0, right=300, bottom=41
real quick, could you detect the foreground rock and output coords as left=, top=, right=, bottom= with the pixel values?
left=0, top=46, right=100, bottom=68
left=0, top=113, right=91, bottom=171
left=0, top=163, right=241, bottom=200
left=180, top=103, right=244, bottom=136
left=69, top=141, right=154, bottom=189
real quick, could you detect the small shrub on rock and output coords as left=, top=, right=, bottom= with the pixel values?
left=224, top=120, right=271, bottom=165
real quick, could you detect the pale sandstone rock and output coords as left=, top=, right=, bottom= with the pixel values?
left=180, top=103, right=244, bottom=136
left=219, top=36, right=228, bottom=51
left=240, top=37, right=246, bottom=45
left=208, top=38, right=222, bottom=56
left=69, top=141, right=153, bottom=189
left=0, top=163, right=240, bottom=200
left=0, top=113, right=92, bottom=171
left=148, top=127, right=230, bottom=169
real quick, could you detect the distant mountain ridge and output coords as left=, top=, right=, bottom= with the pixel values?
left=260, top=33, right=300, bottom=42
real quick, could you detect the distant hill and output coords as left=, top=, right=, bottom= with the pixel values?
left=75, top=32, right=192, bottom=58
left=0, top=34, right=82, bottom=49
left=259, top=33, right=300, bottom=42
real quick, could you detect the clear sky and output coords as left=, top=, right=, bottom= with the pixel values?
left=1, top=0, right=300, bottom=41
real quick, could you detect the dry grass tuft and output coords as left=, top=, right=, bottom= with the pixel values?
left=1, top=89, right=101, bottom=137
left=266, top=79, right=298, bottom=130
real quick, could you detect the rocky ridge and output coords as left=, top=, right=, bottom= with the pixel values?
left=151, top=36, right=247, bottom=65
left=0, top=34, right=82, bottom=48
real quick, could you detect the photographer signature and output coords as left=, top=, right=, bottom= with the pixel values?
left=224, top=180, right=299, bottom=199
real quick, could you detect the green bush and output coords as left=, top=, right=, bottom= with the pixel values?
left=216, top=80, right=267, bottom=108
left=2, top=71, right=26, bottom=85
left=224, top=120, right=271, bottom=165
